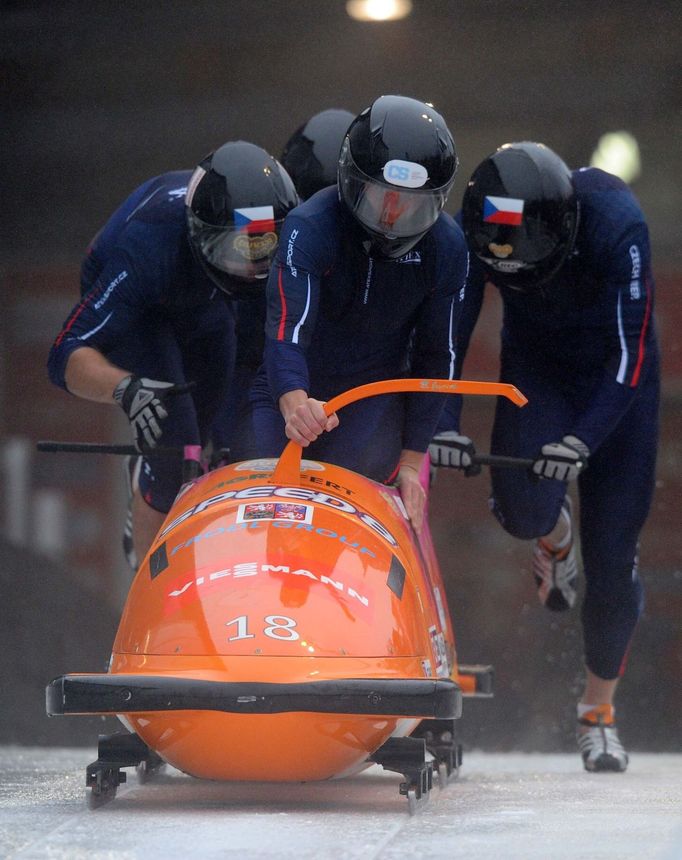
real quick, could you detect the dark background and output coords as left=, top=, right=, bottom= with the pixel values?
left=1, top=1, right=680, bottom=751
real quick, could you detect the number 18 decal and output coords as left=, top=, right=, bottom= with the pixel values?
left=226, top=614, right=300, bottom=642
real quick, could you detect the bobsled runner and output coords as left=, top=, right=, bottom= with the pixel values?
left=44, top=378, right=527, bottom=811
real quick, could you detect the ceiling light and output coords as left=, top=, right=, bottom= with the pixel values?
left=590, top=131, right=641, bottom=184
left=346, top=0, right=413, bottom=22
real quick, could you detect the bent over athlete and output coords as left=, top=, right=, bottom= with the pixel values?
left=430, top=142, right=659, bottom=772
left=249, top=95, right=469, bottom=531
left=48, top=142, right=298, bottom=567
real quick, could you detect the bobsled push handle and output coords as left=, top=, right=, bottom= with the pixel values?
left=272, top=377, right=527, bottom=485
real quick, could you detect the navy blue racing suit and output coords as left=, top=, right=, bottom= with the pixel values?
left=446, top=167, right=659, bottom=680
left=48, top=171, right=239, bottom=512
left=250, top=186, right=469, bottom=481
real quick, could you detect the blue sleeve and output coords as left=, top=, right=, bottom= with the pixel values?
left=403, top=229, right=470, bottom=451
left=572, top=222, right=656, bottom=452
left=263, top=215, right=330, bottom=402
left=47, top=240, right=158, bottom=390
left=435, top=256, right=487, bottom=434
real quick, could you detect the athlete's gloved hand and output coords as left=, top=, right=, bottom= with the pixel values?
left=428, top=432, right=481, bottom=476
left=113, top=375, right=177, bottom=451
left=532, top=435, right=590, bottom=482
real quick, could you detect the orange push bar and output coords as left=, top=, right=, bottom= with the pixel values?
left=272, top=378, right=526, bottom=485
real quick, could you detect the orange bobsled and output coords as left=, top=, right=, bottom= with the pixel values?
left=46, top=378, right=526, bottom=810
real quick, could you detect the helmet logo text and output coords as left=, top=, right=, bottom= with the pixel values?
left=382, top=159, right=428, bottom=189
left=233, top=232, right=277, bottom=261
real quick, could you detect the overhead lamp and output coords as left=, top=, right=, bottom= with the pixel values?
left=590, top=131, right=641, bottom=184
left=346, top=0, right=413, bottom=22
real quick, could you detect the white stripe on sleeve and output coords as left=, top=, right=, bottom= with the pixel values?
left=78, top=311, right=114, bottom=341
left=447, top=297, right=456, bottom=379
left=615, top=292, right=628, bottom=384
left=291, top=275, right=311, bottom=345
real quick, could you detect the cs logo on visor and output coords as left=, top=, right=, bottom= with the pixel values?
left=383, top=160, right=428, bottom=189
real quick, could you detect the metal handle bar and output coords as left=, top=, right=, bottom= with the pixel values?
left=271, top=377, right=527, bottom=485
left=472, top=453, right=534, bottom=469
left=36, top=441, right=183, bottom=456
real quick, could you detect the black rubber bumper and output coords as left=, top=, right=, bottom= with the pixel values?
left=46, top=674, right=462, bottom=719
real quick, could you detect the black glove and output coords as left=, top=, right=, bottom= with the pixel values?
left=532, top=435, right=589, bottom=482
left=113, top=375, right=177, bottom=451
left=428, top=431, right=481, bottom=476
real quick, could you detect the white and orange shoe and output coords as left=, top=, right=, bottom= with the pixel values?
left=577, top=704, right=629, bottom=773
left=532, top=498, right=577, bottom=611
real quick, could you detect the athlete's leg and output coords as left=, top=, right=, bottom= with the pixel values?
left=107, top=320, right=202, bottom=565
left=216, top=364, right=262, bottom=462
left=488, top=358, right=574, bottom=539
left=577, top=377, right=658, bottom=681
left=487, top=355, right=581, bottom=609
left=574, top=373, right=658, bottom=771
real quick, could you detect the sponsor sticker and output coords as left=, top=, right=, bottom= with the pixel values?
left=236, top=458, right=325, bottom=472
left=163, top=556, right=373, bottom=618
left=159, top=484, right=398, bottom=546
left=232, top=232, right=277, bottom=261
left=236, top=502, right=314, bottom=524
left=169, top=521, right=378, bottom=560
left=429, top=625, right=449, bottom=678
left=382, top=159, right=429, bottom=188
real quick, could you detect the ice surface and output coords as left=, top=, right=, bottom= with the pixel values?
left=0, top=747, right=680, bottom=859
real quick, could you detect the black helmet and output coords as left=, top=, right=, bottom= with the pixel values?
left=186, top=141, right=299, bottom=297
left=461, top=142, right=579, bottom=291
left=338, top=95, right=458, bottom=259
left=281, top=108, right=355, bottom=201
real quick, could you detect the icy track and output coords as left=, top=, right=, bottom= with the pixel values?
left=1, top=748, right=680, bottom=859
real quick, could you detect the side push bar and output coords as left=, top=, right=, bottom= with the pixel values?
left=47, top=674, right=462, bottom=720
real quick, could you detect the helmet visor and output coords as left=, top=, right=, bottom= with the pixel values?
left=340, top=144, right=449, bottom=239
left=468, top=208, right=579, bottom=288
left=188, top=211, right=283, bottom=280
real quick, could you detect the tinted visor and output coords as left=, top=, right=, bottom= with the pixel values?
left=187, top=211, right=284, bottom=280
left=470, top=207, right=578, bottom=290
left=478, top=243, right=571, bottom=291
left=340, top=144, right=449, bottom=240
